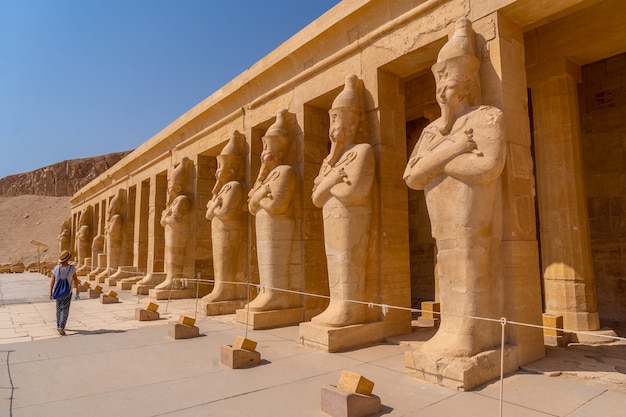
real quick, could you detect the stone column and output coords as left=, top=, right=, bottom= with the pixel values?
left=134, top=179, right=150, bottom=273
left=148, top=173, right=167, bottom=275
left=474, top=12, right=545, bottom=365
left=527, top=56, right=600, bottom=332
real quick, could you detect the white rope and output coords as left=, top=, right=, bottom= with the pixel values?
left=140, top=277, right=626, bottom=344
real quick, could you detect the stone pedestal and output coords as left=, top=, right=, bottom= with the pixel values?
left=131, top=273, right=167, bottom=295
left=235, top=307, right=304, bottom=330
left=120, top=276, right=144, bottom=290
left=100, top=294, right=119, bottom=304
left=135, top=308, right=160, bottom=321
left=321, top=385, right=381, bottom=417
left=404, top=345, right=519, bottom=391
left=149, top=288, right=197, bottom=300
left=299, top=321, right=385, bottom=353
left=106, top=266, right=138, bottom=286
left=416, top=301, right=440, bottom=327
left=87, top=289, right=102, bottom=299
left=570, top=328, right=618, bottom=345
left=220, top=345, right=261, bottom=369
left=131, top=284, right=151, bottom=295
left=168, top=321, right=200, bottom=339
left=87, top=254, right=107, bottom=281
left=201, top=299, right=246, bottom=316
left=76, top=257, right=91, bottom=277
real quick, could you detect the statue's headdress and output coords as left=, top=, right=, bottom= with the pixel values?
left=432, top=18, right=481, bottom=106
left=217, top=130, right=245, bottom=169
left=262, top=109, right=292, bottom=154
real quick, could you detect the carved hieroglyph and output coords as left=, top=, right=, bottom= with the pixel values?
left=247, top=109, right=300, bottom=311
left=98, top=189, right=125, bottom=279
left=403, top=18, right=506, bottom=357
left=202, top=131, right=247, bottom=304
left=155, top=157, right=194, bottom=290
left=311, top=74, right=375, bottom=327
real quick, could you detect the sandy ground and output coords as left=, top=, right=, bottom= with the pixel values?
left=0, top=195, right=72, bottom=266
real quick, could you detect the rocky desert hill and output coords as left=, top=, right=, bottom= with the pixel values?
left=0, top=151, right=131, bottom=270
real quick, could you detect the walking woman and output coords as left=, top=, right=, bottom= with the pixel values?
left=49, top=250, right=79, bottom=335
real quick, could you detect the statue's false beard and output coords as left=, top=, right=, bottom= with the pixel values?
left=439, top=104, right=455, bottom=135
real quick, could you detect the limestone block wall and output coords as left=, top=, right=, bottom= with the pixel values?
left=580, top=52, right=626, bottom=322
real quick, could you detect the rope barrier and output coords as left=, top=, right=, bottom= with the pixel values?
left=145, top=277, right=626, bottom=343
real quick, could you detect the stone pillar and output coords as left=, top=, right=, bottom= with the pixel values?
left=148, top=173, right=167, bottom=274
left=134, top=179, right=150, bottom=273
left=475, top=13, right=545, bottom=364
left=527, top=56, right=600, bottom=332
left=373, top=68, right=413, bottom=336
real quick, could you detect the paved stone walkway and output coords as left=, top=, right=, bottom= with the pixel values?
left=1, top=273, right=624, bottom=416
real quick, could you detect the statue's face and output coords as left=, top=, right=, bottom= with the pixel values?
left=168, top=182, right=183, bottom=197
left=260, top=139, right=283, bottom=166
left=436, top=78, right=463, bottom=109
left=329, top=108, right=358, bottom=145
left=215, top=161, right=225, bottom=181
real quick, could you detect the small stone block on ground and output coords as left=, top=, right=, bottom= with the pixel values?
left=168, top=321, right=200, bottom=339
left=100, top=294, right=119, bottom=304
left=135, top=308, right=160, bottom=321
left=542, top=313, right=563, bottom=336
left=233, top=335, right=257, bottom=352
left=337, top=370, right=374, bottom=396
left=321, top=385, right=382, bottom=417
left=220, top=345, right=261, bottom=369
left=178, top=315, right=196, bottom=326
left=108, top=290, right=118, bottom=298
left=420, top=301, right=440, bottom=320
left=145, top=302, right=159, bottom=312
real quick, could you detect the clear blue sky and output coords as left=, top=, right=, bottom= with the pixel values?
left=0, top=0, right=340, bottom=179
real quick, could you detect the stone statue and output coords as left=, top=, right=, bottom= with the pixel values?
left=75, top=205, right=93, bottom=274
left=98, top=189, right=125, bottom=279
left=403, top=18, right=506, bottom=357
left=58, top=217, right=71, bottom=253
left=247, top=110, right=299, bottom=311
left=311, top=74, right=375, bottom=327
left=202, top=131, right=246, bottom=304
left=155, top=157, right=194, bottom=290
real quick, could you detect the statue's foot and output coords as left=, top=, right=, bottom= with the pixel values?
left=120, top=275, right=143, bottom=284
left=245, top=291, right=300, bottom=312
left=201, top=288, right=236, bottom=304
left=421, top=330, right=479, bottom=357
left=155, top=278, right=181, bottom=290
left=138, top=273, right=167, bottom=286
left=311, top=300, right=365, bottom=327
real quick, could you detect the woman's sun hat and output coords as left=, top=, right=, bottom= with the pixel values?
left=59, top=250, right=72, bottom=263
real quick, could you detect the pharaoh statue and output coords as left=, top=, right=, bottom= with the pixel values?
left=75, top=205, right=93, bottom=275
left=202, top=131, right=246, bottom=305
left=98, top=189, right=125, bottom=280
left=403, top=18, right=506, bottom=357
left=311, top=74, right=375, bottom=327
left=155, top=157, right=195, bottom=290
left=58, top=217, right=71, bottom=253
left=246, top=109, right=300, bottom=311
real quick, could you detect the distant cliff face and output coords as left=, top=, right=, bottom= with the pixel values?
left=0, top=151, right=132, bottom=197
